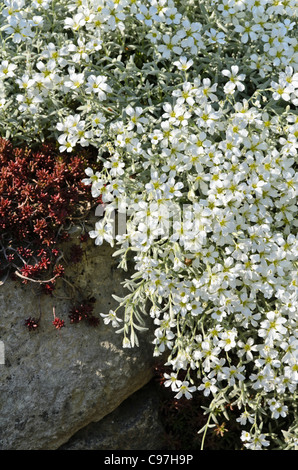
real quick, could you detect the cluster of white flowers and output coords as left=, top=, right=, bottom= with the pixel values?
left=1, top=0, right=298, bottom=450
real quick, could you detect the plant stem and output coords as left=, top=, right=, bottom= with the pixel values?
left=200, top=412, right=212, bottom=450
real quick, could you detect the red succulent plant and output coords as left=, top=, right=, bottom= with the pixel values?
left=0, top=138, right=99, bottom=288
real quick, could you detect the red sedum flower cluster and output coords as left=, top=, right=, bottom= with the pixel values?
left=68, top=299, right=100, bottom=327
left=0, top=138, right=97, bottom=290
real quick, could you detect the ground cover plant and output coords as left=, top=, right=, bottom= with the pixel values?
left=0, top=136, right=102, bottom=328
left=0, top=138, right=94, bottom=287
left=0, top=0, right=298, bottom=450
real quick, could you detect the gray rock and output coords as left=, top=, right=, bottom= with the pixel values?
left=0, top=237, right=157, bottom=450
left=59, top=381, right=166, bottom=450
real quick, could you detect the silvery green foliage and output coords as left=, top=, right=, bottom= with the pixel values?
left=1, top=0, right=298, bottom=450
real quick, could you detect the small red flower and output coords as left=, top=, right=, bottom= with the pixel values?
left=42, top=282, right=55, bottom=295
left=52, top=317, right=65, bottom=330
left=53, top=264, right=65, bottom=277
left=24, top=317, right=39, bottom=331
left=68, top=300, right=99, bottom=327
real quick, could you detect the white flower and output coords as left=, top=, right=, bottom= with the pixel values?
left=197, top=377, right=218, bottom=397
left=64, top=13, right=86, bottom=31
left=104, top=155, right=125, bottom=177
left=173, top=56, right=194, bottom=71
left=57, top=133, right=78, bottom=153
left=218, top=328, right=237, bottom=351
left=89, top=220, right=114, bottom=246
left=82, top=167, right=101, bottom=185
left=222, top=65, right=246, bottom=93
left=153, top=328, right=175, bottom=353
left=0, top=60, right=17, bottom=79
left=91, top=112, right=106, bottom=128
left=125, top=105, right=149, bottom=133
left=146, top=28, right=161, bottom=44
left=237, top=337, right=257, bottom=361
left=234, top=21, right=261, bottom=44
left=205, top=28, right=226, bottom=44
left=3, top=16, right=35, bottom=43
left=122, top=337, right=131, bottom=348
left=30, top=15, right=44, bottom=27
left=174, top=381, right=196, bottom=399
left=63, top=70, right=85, bottom=90
left=33, top=0, right=51, bottom=7
left=241, top=431, right=270, bottom=450
left=135, top=4, right=158, bottom=26
left=271, top=80, right=292, bottom=101
left=163, top=372, right=182, bottom=391
left=268, top=398, right=288, bottom=419
left=157, top=33, right=182, bottom=59
left=245, top=433, right=270, bottom=450
left=258, top=311, right=288, bottom=346
left=100, top=309, right=123, bottom=328
left=163, top=177, right=184, bottom=198
left=85, top=74, right=112, bottom=100
left=164, top=6, right=182, bottom=25
left=236, top=410, right=255, bottom=426
left=15, top=74, right=35, bottom=90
